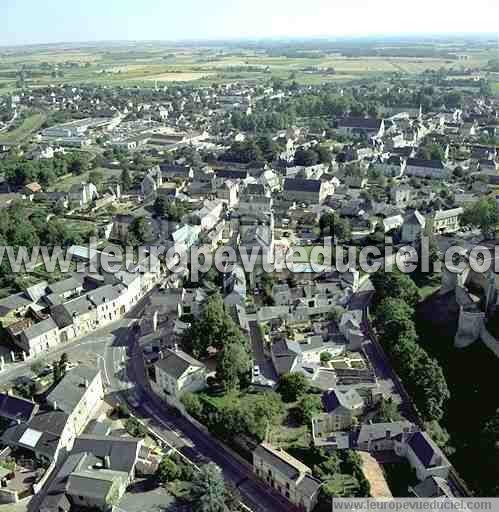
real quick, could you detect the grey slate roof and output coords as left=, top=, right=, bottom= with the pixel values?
left=407, top=431, right=443, bottom=468
left=66, top=468, right=126, bottom=501
left=322, top=389, right=363, bottom=413
left=0, top=293, right=32, bottom=316
left=0, top=392, right=38, bottom=423
left=47, top=365, right=100, bottom=415
left=296, top=473, right=321, bottom=497
left=72, top=434, right=141, bottom=473
left=283, top=178, right=322, bottom=193
left=406, top=158, right=444, bottom=169
left=22, top=317, right=58, bottom=340
left=47, top=277, right=82, bottom=296
left=155, top=349, right=204, bottom=380
left=1, top=411, right=69, bottom=459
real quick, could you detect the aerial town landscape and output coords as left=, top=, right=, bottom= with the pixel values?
left=0, top=2, right=498, bottom=511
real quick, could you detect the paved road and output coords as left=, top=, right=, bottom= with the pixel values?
left=248, top=320, right=278, bottom=386
left=2, top=287, right=295, bottom=512
left=125, top=327, right=296, bottom=512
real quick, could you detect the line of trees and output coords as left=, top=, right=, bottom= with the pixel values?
left=371, top=269, right=450, bottom=421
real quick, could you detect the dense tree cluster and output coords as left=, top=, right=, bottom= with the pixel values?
left=183, top=294, right=251, bottom=390
left=372, top=271, right=450, bottom=422
left=0, top=152, right=93, bottom=188
left=182, top=391, right=285, bottom=443
left=461, top=197, right=497, bottom=240
left=319, top=212, right=352, bottom=243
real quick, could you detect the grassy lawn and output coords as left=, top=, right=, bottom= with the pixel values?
left=0, top=112, right=46, bottom=144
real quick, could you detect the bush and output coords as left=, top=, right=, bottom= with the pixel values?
left=125, top=417, right=147, bottom=438
left=157, top=455, right=180, bottom=484
left=181, top=392, right=203, bottom=420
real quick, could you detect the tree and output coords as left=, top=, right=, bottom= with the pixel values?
left=425, top=420, right=455, bottom=456
left=320, top=352, right=333, bottom=365
left=242, top=392, right=285, bottom=441
left=52, top=353, right=69, bottom=382
left=121, top=168, right=132, bottom=192
left=279, top=373, right=309, bottom=402
left=296, top=394, right=323, bottom=425
left=373, top=398, right=402, bottom=423
left=224, top=482, right=241, bottom=512
left=125, top=417, right=147, bottom=438
left=216, top=342, right=251, bottom=391
left=184, top=294, right=249, bottom=358
left=319, top=212, right=351, bottom=243
left=371, top=269, right=420, bottom=310
left=189, top=463, right=226, bottom=512
left=181, top=392, right=204, bottom=419
left=69, top=154, right=90, bottom=175
left=418, top=143, right=445, bottom=161
left=157, top=455, right=180, bottom=484
left=461, top=197, right=497, bottom=239
left=127, top=216, right=150, bottom=245
left=89, top=169, right=104, bottom=188
left=313, top=452, right=341, bottom=480
left=316, top=145, right=332, bottom=164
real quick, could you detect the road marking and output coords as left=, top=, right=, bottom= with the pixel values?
left=96, top=355, right=111, bottom=386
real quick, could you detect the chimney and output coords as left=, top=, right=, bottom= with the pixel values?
left=385, top=430, right=391, bottom=440
left=173, top=343, right=178, bottom=352
left=104, top=455, right=111, bottom=469
left=84, top=379, right=89, bottom=388
left=53, top=401, right=57, bottom=411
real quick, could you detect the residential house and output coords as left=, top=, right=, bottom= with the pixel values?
left=111, top=214, right=135, bottom=242
left=160, top=163, right=194, bottom=181
left=238, top=183, right=272, bottom=215
left=187, top=199, right=223, bottom=232
left=40, top=435, right=143, bottom=512
left=253, top=442, right=321, bottom=512
left=215, top=179, right=239, bottom=208
left=312, top=389, right=364, bottom=434
left=376, top=155, right=407, bottom=178
left=1, top=409, right=74, bottom=464
left=395, top=431, right=451, bottom=482
left=22, top=182, right=42, bottom=200
left=429, top=208, right=463, bottom=235
left=336, top=118, right=385, bottom=139
left=401, top=210, right=426, bottom=243
left=0, top=392, right=38, bottom=424
left=150, top=348, right=207, bottom=407
left=46, top=366, right=104, bottom=438
left=283, top=178, right=332, bottom=205
left=140, top=166, right=163, bottom=198
left=383, top=214, right=404, bottom=233
left=17, top=317, right=60, bottom=357
left=405, top=159, right=449, bottom=179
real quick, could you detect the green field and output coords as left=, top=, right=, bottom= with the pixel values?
left=0, top=112, right=46, bottom=144
left=0, top=42, right=494, bottom=91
